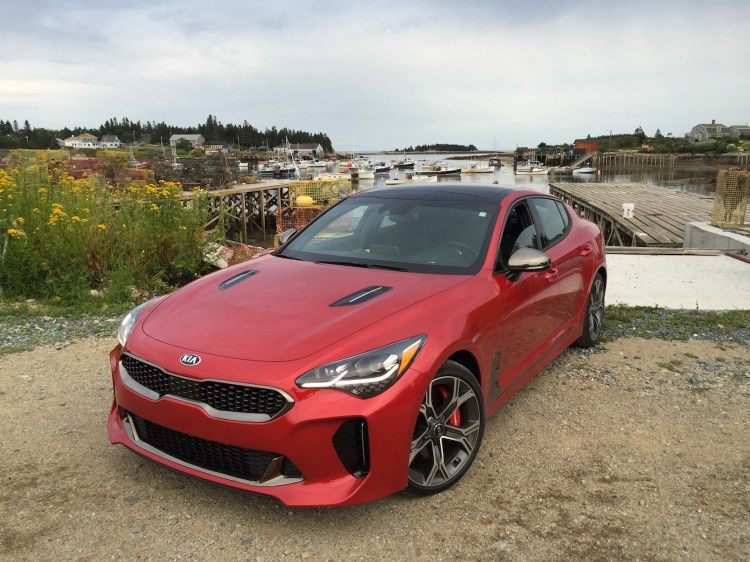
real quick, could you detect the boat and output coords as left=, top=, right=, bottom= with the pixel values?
left=349, top=163, right=375, bottom=180
left=257, top=159, right=299, bottom=179
left=460, top=162, right=494, bottom=174
left=514, top=159, right=548, bottom=175
left=373, top=160, right=391, bottom=174
left=415, top=161, right=461, bottom=176
left=571, top=166, right=597, bottom=175
left=386, top=172, right=438, bottom=185
left=394, top=158, right=416, bottom=169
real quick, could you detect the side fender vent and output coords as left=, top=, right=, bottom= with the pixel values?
left=330, top=286, right=392, bottom=307
left=219, top=269, right=258, bottom=291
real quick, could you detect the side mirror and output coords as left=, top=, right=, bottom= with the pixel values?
left=278, top=228, right=297, bottom=246
left=507, top=247, right=551, bottom=272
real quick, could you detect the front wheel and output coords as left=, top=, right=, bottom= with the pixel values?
left=575, top=272, right=605, bottom=347
left=405, top=361, right=485, bottom=496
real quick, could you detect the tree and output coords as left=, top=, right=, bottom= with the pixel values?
left=634, top=126, right=646, bottom=144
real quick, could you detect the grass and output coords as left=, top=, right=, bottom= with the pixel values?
left=603, top=305, right=750, bottom=342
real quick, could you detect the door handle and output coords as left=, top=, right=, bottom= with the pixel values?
left=580, top=244, right=592, bottom=256
left=544, top=268, right=558, bottom=282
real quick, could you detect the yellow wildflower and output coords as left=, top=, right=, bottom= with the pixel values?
left=7, top=228, right=26, bottom=238
left=72, top=216, right=82, bottom=223
left=16, top=217, right=25, bottom=224
left=82, top=208, right=91, bottom=213
left=32, top=208, right=40, bottom=213
left=98, top=224, right=107, bottom=231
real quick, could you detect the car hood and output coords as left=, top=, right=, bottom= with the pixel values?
left=141, top=255, right=467, bottom=361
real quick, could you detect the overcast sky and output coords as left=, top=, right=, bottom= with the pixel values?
left=2, top=0, right=748, bottom=151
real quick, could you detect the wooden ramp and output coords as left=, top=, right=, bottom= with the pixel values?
left=549, top=182, right=715, bottom=247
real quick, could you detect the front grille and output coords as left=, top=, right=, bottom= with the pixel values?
left=127, top=412, right=302, bottom=484
left=121, top=354, right=291, bottom=420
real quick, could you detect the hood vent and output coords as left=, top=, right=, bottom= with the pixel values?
left=330, top=286, right=393, bottom=307
left=218, top=269, right=258, bottom=291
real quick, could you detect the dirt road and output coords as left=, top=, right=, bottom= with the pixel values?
left=1, top=337, right=748, bottom=561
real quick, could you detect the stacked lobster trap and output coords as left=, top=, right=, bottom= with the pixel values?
left=711, top=169, right=750, bottom=230
left=275, top=179, right=351, bottom=241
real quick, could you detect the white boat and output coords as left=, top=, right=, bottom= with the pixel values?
left=415, top=161, right=462, bottom=175
left=394, top=158, right=416, bottom=169
left=460, top=162, right=494, bottom=174
left=571, top=166, right=597, bottom=175
left=386, top=172, right=438, bottom=185
left=515, top=159, right=549, bottom=175
left=349, top=163, right=375, bottom=180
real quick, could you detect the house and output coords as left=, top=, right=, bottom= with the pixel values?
left=63, top=133, right=122, bottom=149
left=204, top=140, right=231, bottom=154
left=729, top=125, right=750, bottom=138
left=169, top=134, right=205, bottom=148
left=100, top=135, right=122, bottom=149
left=574, top=138, right=601, bottom=153
left=689, top=120, right=732, bottom=142
left=275, top=142, right=325, bottom=158
left=63, top=133, right=99, bottom=149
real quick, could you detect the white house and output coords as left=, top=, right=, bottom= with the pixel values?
left=63, top=133, right=100, bottom=148
left=690, top=121, right=750, bottom=142
left=63, top=133, right=122, bottom=149
left=100, top=135, right=122, bottom=149
left=275, top=142, right=325, bottom=158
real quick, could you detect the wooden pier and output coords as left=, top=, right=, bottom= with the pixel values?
left=549, top=182, right=715, bottom=247
left=199, top=180, right=293, bottom=243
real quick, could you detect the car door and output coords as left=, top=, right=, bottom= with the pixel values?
left=528, top=197, right=587, bottom=332
left=491, top=199, right=560, bottom=396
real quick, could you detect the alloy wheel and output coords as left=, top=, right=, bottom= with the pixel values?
left=408, top=371, right=483, bottom=492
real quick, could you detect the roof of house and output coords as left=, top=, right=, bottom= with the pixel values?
left=169, top=134, right=204, bottom=142
left=101, top=135, right=120, bottom=142
left=288, top=143, right=322, bottom=150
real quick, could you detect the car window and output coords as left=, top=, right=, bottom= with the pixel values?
left=278, top=195, right=498, bottom=275
left=497, top=201, right=539, bottom=269
left=530, top=197, right=568, bottom=248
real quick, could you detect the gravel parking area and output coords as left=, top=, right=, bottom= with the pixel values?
left=1, top=333, right=748, bottom=561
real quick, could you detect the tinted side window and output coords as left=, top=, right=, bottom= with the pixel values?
left=555, top=201, right=570, bottom=229
left=497, top=201, right=539, bottom=269
left=530, top=198, right=567, bottom=248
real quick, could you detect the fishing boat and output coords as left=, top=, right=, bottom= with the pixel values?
left=394, top=158, right=416, bottom=169
left=514, top=159, right=548, bottom=175
left=460, top=162, right=494, bottom=174
left=415, top=161, right=461, bottom=176
left=386, top=172, right=438, bottom=185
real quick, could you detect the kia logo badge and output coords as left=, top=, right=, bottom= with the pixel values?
left=180, top=354, right=201, bottom=366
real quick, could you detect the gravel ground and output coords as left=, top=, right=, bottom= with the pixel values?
left=1, top=318, right=749, bottom=561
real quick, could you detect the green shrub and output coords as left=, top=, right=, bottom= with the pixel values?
left=1, top=154, right=219, bottom=303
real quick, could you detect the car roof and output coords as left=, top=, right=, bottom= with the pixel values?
left=351, top=183, right=521, bottom=204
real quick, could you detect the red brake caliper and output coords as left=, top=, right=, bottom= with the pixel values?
left=438, top=386, right=461, bottom=426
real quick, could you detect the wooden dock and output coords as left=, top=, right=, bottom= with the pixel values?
left=549, top=182, right=715, bottom=247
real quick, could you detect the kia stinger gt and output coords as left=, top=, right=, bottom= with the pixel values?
left=109, top=183, right=606, bottom=506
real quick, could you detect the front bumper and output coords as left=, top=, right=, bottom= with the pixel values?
left=107, top=345, right=425, bottom=507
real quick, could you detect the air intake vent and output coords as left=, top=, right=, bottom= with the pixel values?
left=330, top=286, right=392, bottom=307
left=219, top=269, right=257, bottom=291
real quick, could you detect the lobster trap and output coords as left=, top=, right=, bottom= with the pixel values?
left=711, top=169, right=749, bottom=229
left=276, top=179, right=351, bottom=236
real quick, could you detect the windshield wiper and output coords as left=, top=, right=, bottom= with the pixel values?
left=315, top=260, right=410, bottom=272
left=275, top=253, right=303, bottom=260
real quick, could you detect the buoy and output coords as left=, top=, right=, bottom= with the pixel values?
left=296, top=195, right=314, bottom=207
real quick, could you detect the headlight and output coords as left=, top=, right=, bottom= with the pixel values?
left=117, top=299, right=156, bottom=346
left=296, top=336, right=426, bottom=399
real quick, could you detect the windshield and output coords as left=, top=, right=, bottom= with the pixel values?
left=276, top=194, right=498, bottom=274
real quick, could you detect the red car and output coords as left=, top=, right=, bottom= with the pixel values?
left=109, top=183, right=606, bottom=506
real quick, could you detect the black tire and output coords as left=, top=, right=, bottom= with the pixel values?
left=575, top=272, right=605, bottom=347
left=405, top=360, right=485, bottom=496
